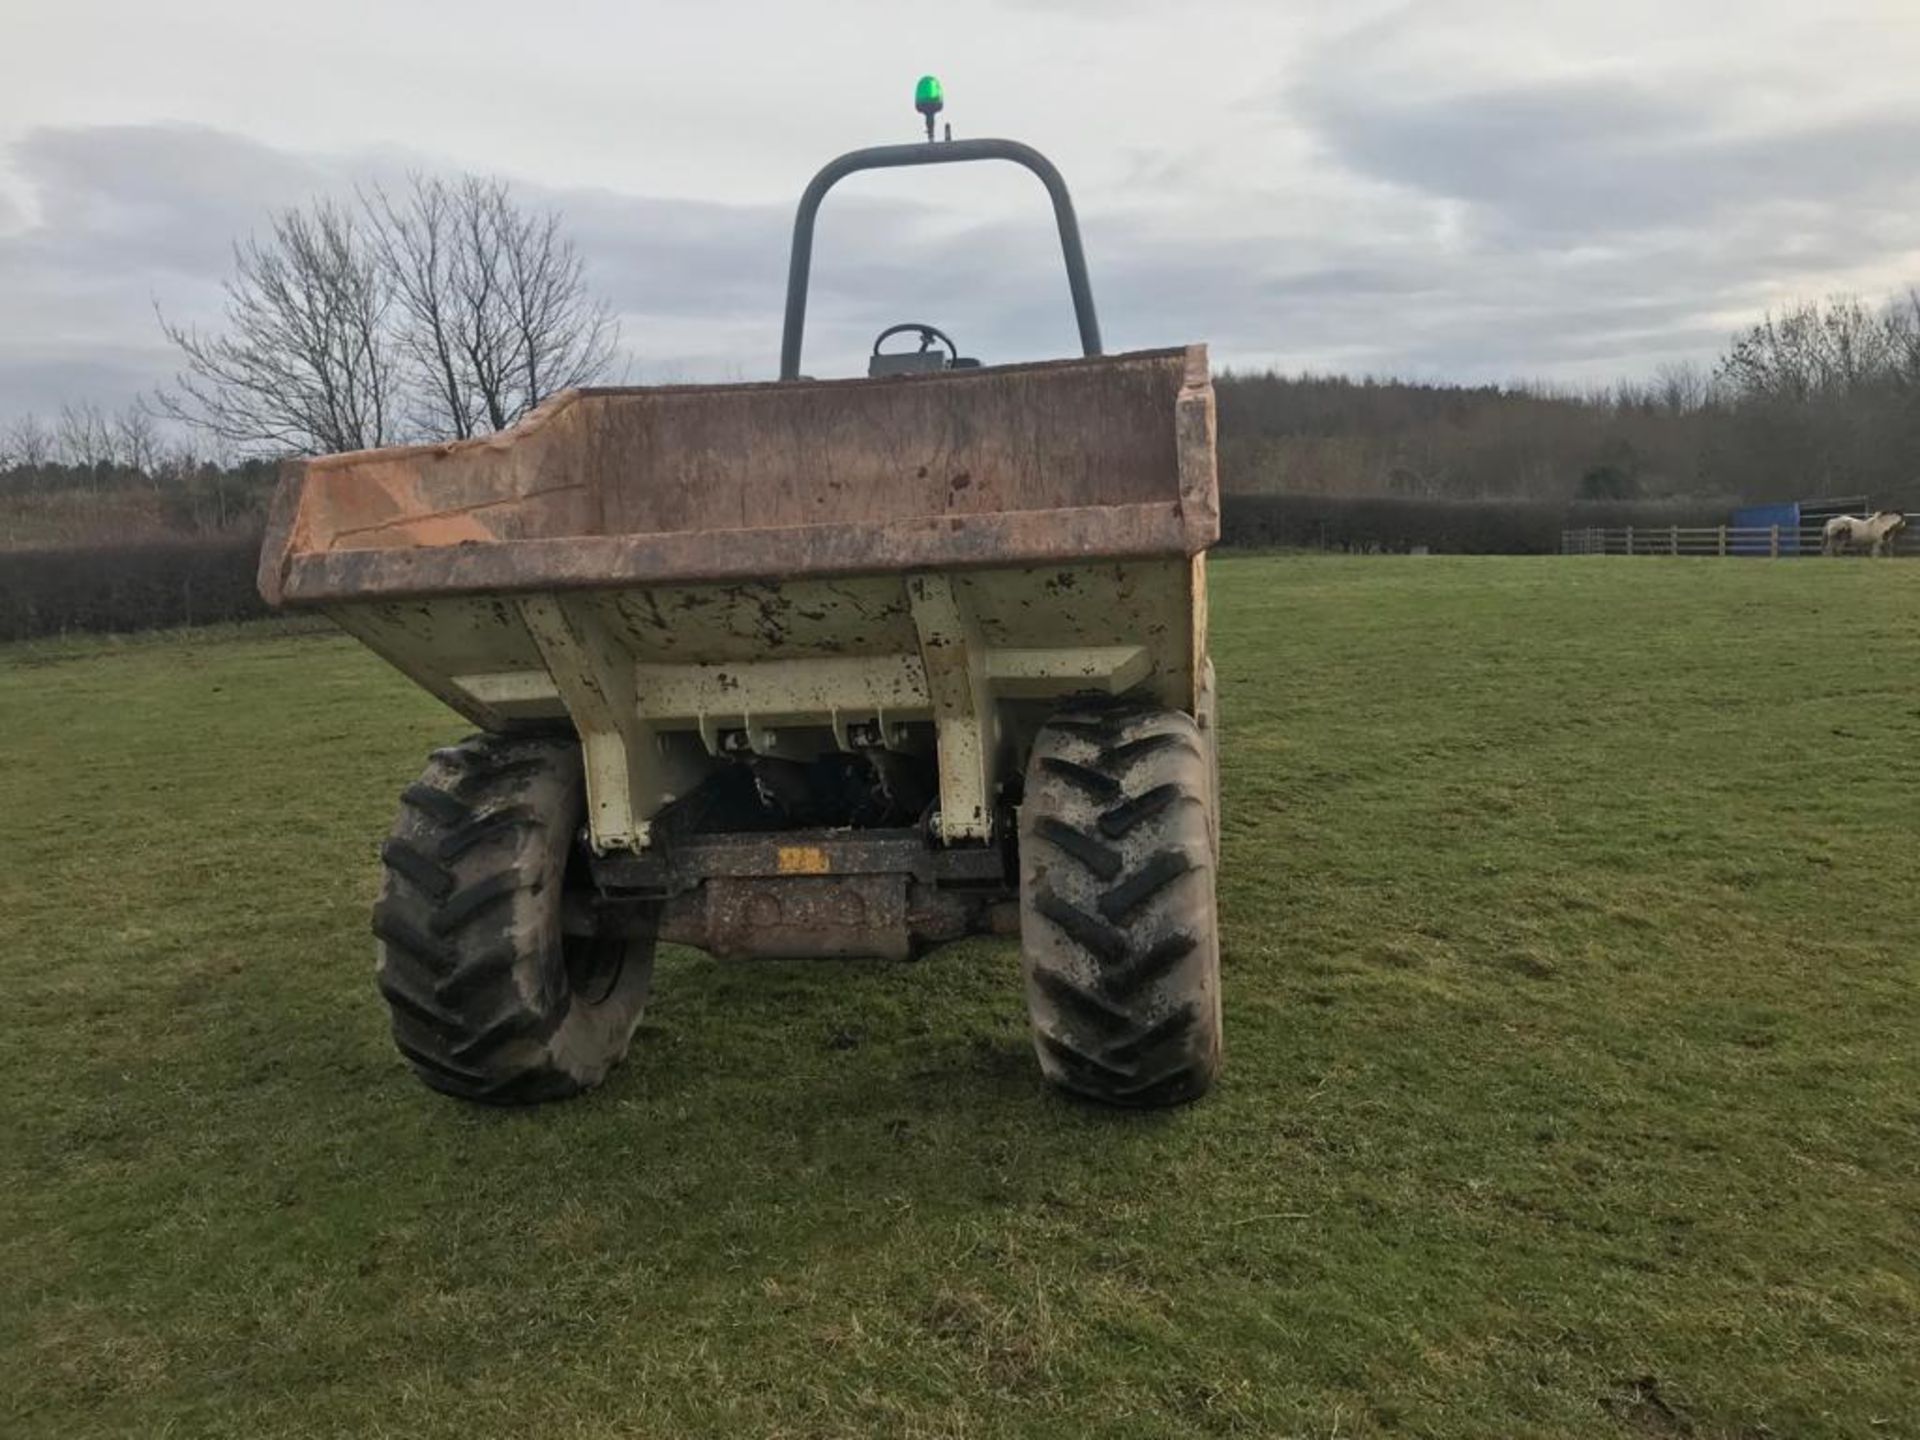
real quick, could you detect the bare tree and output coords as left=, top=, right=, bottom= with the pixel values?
left=3, top=412, right=54, bottom=470
left=56, top=400, right=116, bottom=481
left=1716, top=294, right=1908, bottom=404
left=1887, top=290, right=1920, bottom=388
left=1651, top=360, right=1714, bottom=414
left=365, top=176, right=475, bottom=438
left=155, top=176, right=614, bottom=455
left=156, top=199, right=399, bottom=456
left=113, top=405, right=163, bottom=481
left=498, top=184, right=620, bottom=415
left=365, top=174, right=617, bottom=438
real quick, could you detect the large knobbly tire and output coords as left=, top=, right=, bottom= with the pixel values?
left=1019, top=699, right=1223, bottom=1107
left=371, top=733, right=654, bottom=1104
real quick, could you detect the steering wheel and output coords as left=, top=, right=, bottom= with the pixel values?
left=872, top=322, right=959, bottom=364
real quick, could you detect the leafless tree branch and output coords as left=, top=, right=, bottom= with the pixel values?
left=154, top=199, right=399, bottom=456
left=364, top=174, right=619, bottom=439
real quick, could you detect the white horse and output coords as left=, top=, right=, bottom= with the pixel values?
left=1823, top=510, right=1907, bottom=557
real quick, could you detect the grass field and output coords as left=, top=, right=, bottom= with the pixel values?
left=3, top=555, right=1917, bottom=1439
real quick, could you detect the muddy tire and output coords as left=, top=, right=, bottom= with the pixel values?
left=1018, top=699, right=1223, bottom=1107
left=371, top=733, right=654, bottom=1104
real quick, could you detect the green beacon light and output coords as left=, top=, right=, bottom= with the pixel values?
left=914, top=74, right=945, bottom=142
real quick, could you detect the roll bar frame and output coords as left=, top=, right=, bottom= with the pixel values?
left=779, top=137, right=1103, bottom=380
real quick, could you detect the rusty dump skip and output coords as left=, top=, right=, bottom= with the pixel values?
left=257, top=345, right=1216, bottom=606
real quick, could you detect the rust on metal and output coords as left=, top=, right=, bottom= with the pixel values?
left=658, top=874, right=907, bottom=960
left=258, top=347, right=1216, bottom=607
left=655, top=875, right=1012, bottom=961
left=595, top=826, right=1012, bottom=960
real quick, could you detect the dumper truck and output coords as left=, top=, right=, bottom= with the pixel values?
left=258, top=89, right=1223, bottom=1108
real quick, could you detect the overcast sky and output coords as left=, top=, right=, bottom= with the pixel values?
left=4, top=0, right=1919, bottom=424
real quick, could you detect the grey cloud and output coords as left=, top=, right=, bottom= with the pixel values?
left=0, top=125, right=388, bottom=419
left=0, top=347, right=175, bottom=424
left=1293, top=71, right=1920, bottom=243
left=1245, top=19, right=1920, bottom=379
left=12, top=125, right=335, bottom=276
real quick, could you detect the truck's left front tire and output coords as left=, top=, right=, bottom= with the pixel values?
left=371, top=733, right=653, bottom=1104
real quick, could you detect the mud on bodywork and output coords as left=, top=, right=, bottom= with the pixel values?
left=591, top=826, right=1017, bottom=961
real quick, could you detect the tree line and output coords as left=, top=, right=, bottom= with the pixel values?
left=7, top=291, right=1918, bottom=531
left=0, top=406, right=273, bottom=539
left=1218, top=292, right=1920, bottom=510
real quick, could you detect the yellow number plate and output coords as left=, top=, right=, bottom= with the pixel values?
left=776, top=845, right=831, bottom=875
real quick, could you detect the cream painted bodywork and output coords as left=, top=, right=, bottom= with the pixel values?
left=329, top=555, right=1208, bottom=852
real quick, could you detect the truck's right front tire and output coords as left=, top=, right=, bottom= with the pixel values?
left=371, top=734, right=654, bottom=1104
left=1018, top=699, right=1223, bottom=1107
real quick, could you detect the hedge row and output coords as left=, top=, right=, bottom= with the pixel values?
left=0, top=497, right=1738, bottom=640
left=0, top=532, right=268, bottom=640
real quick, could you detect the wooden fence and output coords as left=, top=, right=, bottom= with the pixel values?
left=1559, top=525, right=1906, bottom=557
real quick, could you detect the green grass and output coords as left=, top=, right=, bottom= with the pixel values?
left=3, top=556, right=1917, bottom=1439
